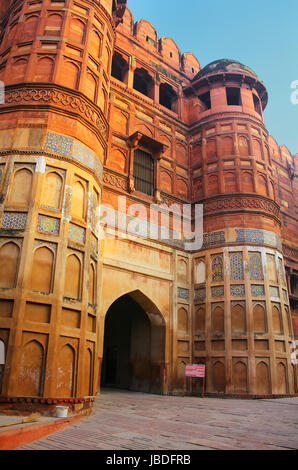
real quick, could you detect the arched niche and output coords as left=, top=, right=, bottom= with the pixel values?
left=242, top=171, right=254, bottom=192
left=238, top=135, right=249, bottom=156
left=34, top=57, right=54, bottom=82
left=195, top=306, right=205, bottom=334
left=30, top=246, right=54, bottom=294
left=44, top=13, right=63, bottom=36
left=0, top=242, right=20, bottom=289
left=178, top=307, right=188, bottom=336
left=221, top=136, right=234, bottom=156
left=272, top=305, right=283, bottom=334
left=231, top=303, right=246, bottom=333
left=276, top=361, right=287, bottom=394
left=212, top=360, right=225, bottom=392
left=10, top=58, right=28, bottom=84
left=89, top=263, right=96, bottom=305
left=68, top=17, right=85, bottom=44
left=56, top=344, right=75, bottom=397
left=256, top=361, right=270, bottom=395
left=9, top=168, right=33, bottom=205
left=61, top=60, right=80, bottom=90
left=64, top=254, right=81, bottom=300
left=253, top=303, right=267, bottom=333
left=19, top=340, right=44, bottom=396
left=224, top=172, right=237, bottom=192
left=233, top=360, right=247, bottom=392
left=211, top=305, right=224, bottom=333
left=89, top=29, right=102, bottom=58
left=71, top=180, right=85, bottom=220
left=41, top=171, right=63, bottom=210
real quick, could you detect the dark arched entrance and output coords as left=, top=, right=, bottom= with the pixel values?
left=101, top=291, right=165, bottom=394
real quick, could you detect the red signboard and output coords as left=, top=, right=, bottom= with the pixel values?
left=185, top=364, right=205, bottom=378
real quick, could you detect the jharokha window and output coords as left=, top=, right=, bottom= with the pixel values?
left=133, top=149, right=154, bottom=196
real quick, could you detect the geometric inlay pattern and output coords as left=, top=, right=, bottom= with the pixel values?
left=68, top=223, right=86, bottom=243
left=44, top=132, right=103, bottom=181
left=278, top=259, right=286, bottom=287
left=230, top=285, right=245, bottom=296
left=2, top=212, right=27, bottom=230
left=178, top=288, right=189, bottom=300
left=269, top=286, right=279, bottom=298
left=37, top=215, right=60, bottom=235
left=249, top=252, right=263, bottom=280
left=211, top=286, right=224, bottom=297
left=230, top=252, right=244, bottom=280
left=195, top=288, right=206, bottom=301
left=251, top=285, right=265, bottom=296
left=203, top=231, right=225, bottom=249
left=90, top=234, right=99, bottom=259
left=212, top=254, right=224, bottom=282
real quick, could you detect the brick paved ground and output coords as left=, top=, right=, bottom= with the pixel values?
left=19, top=390, right=298, bottom=450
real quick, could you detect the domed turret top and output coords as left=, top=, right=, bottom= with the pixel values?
left=193, top=59, right=258, bottom=82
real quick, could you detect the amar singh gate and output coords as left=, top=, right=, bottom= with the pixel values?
left=0, top=0, right=297, bottom=413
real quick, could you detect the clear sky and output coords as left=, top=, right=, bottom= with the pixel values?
left=127, top=0, right=298, bottom=155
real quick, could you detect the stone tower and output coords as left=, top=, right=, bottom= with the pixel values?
left=0, top=2, right=296, bottom=410
left=0, top=0, right=126, bottom=411
left=188, top=59, right=296, bottom=395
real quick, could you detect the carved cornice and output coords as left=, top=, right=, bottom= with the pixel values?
left=1, top=84, right=108, bottom=144
left=202, top=194, right=281, bottom=222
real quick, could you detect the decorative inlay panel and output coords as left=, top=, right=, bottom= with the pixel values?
left=90, top=234, right=99, bottom=259
left=44, top=132, right=103, bottom=181
left=195, top=288, right=206, bottom=301
left=270, top=286, right=279, bottom=298
left=69, top=223, right=86, bottom=243
left=251, top=285, right=265, bottom=296
left=249, top=252, right=263, bottom=280
left=178, top=288, right=189, bottom=300
left=211, top=286, right=224, bottom=298
left=230, top=285, right=245, bottom=296
left=37, top=215, right=60, bottom=235
left=2, top=212, right=27, bottom=230
left=212, top=254, right=224, bottom=282
left=230, top=253, right=244, bottom=280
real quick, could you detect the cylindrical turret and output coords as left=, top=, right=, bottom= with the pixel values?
left=189, top=59, right=295, bottom=396
left=0, top=0, right=126, bottom=412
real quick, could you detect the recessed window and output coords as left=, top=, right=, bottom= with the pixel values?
left=133, top=149, right=154, bottom=196
left=198, top=91, right=211, bottom=110
left=253, top=93, right=262, bottom=116
left=170, top=52, right=173, bottom=58
left=226, top=87, right=241, bottom=106
left=111, top=52, right=128, bottom=84
left=133, top=68, right=154, bottom=99
left=159, top=83, right=178, bottom=112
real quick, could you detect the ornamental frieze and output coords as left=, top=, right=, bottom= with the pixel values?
left=282, top=245, right=298, bottom=260
left=103, top=169, right=128, bottom=191
left=203, top=195, right=280, bottom=218
left=3, top=85, right=108, bottom=140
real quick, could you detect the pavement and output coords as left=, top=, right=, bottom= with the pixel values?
left=13, top=390, right=298, bottom=450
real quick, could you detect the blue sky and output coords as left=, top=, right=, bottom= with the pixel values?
left=127, top=0, right=298, bottom=155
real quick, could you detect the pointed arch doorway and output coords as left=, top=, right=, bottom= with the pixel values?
left=101, top=291, right=166, bottom=394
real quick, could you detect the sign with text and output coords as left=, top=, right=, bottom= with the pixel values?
left=185, top=364, right=205, bottom=378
